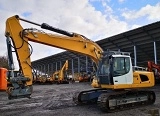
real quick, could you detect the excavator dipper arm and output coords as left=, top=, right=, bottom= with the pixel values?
left=5, top=15, right=103, bottom=99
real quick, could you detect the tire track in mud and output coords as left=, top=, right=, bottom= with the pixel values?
left=0, top=96, right=43, bottom=113
left=0, top=83, right=87, bottom=114
left=0, top=90, right=80, bottom=112
left=42, top=91, right=78, bottom=110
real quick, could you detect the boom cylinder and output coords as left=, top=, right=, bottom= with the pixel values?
left=41, top=23, right=74, bottom=37
left=17, top=15, right=74, bottom=37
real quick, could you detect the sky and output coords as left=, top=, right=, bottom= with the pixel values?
left=0, top=0, right=160, bottom=69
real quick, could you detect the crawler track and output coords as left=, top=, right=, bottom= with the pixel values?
left=73, top=89, right=156, bottom=113
left=97, top=90, right=156, bottom=112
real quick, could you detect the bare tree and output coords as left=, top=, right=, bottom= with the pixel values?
left=0, top=56, right=9, bottom=69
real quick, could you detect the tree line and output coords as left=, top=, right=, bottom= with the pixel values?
left=0, top=56, right=9, bottom=69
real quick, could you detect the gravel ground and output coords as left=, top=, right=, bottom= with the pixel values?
left=0, top=82, right=160, bottom=116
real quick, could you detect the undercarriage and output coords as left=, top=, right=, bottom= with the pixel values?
left=73, top=89, right=156, bottom=112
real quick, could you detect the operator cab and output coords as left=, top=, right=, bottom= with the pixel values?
left=97, top=51, right=133, bottom=85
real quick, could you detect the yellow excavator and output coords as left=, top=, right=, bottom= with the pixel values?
left=36, top=74, right=48, bottom=84
left=5, top=15, right=156, bottom=112
left=47, top=60, right=69, bottom=84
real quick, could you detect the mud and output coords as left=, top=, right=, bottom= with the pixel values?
left=0, top=82, right=160, bottom=116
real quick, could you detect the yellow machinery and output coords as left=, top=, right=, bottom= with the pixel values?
left=35, top=60, right=68, bottom=84
left=5, top=15, right=156, bottom=112
left=36, top=75, right=48, bottom=84
left=47, top=60, right=69, bottom=84
left=78, top=72, right=91, bottom=82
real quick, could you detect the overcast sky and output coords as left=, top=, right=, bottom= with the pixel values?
left=0, top=0, right=160, bottom=69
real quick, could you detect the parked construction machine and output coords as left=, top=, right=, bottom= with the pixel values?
left=78, top=71, right=91, bottom=82
left=5, top=15, right=156, bottom=112
left=148, top=61, right=160, bottom=83
left=35, top=74, right=48, bottom=84
left=47, top=60, right=69, bottom=84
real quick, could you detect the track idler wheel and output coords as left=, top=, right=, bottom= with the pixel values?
left=73, top=92, right=83, bottom=105
left=97, top=93, right=113, bottom=112
left=147, top=91, right=156, bottom=104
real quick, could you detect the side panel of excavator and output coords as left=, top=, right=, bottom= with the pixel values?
left=91, top=54, right=155, bottom=89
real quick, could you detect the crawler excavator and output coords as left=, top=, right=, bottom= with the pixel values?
left=5, top=15, right=156, bottom=112
left=47, top=60, right=69, bottom=84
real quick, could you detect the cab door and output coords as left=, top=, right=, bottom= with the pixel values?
left=112, top=56, right=132, bottom=84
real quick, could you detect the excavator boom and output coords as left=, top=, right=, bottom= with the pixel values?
left=58, top=60, right=68, bottom=82
left=5, top=15, right=103, bottom=99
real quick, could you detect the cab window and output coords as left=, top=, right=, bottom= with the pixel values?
left=113, top=57, right=130, bottom=76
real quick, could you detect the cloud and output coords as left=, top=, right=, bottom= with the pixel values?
left=0, top=0, right=129, bottom=66
left=0, top=0, right=159, bottom=70
left=130, top=24, right=141, bottom=30
left=118, top=0, right=125, bottom=3
left=122, top=2, right=160, bottom=21
left=5, top=0, right=160, bottom=70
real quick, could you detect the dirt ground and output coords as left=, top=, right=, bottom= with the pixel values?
left=0, top=82, right=160, bottom=116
